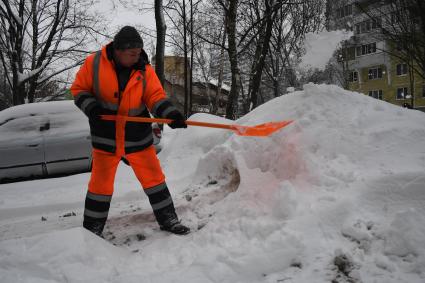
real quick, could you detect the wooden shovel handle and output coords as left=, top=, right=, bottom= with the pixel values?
left=101, top=115, right=235, bottom=130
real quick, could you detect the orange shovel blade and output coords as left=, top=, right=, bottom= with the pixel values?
left=231, top=121, right=293, bottom=136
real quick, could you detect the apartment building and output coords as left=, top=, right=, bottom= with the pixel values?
left=327, top=0, right=425, bottom=110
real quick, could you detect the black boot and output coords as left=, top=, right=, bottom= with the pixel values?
left=145, top=183, right=190, bottom=235
left=83, top=191, right=112, bottom=237
left=157, top=207, right=190, bottom=235
left=83, top=218, right=106, bottom=236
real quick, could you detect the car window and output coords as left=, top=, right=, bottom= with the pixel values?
left=0, top=116, right=41, bottom=132
left=46, top=111, right=89, bottom=136
left=0, top=116, right=44, bottom=143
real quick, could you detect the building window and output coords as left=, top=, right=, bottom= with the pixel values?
left=341, top=47, right=356, bottom=61
left=355, top=18, right=381, bottom=34
left=337, top=4, right=352, bottom=19
left=396, top=87, right=408, bottom=100
left=345, top=5, right=352, bottom=17
left=355, top=24, right=360, bottom=34
left=369, top=90, right=383, bottom=100
left=368, top=67, right=383, bottom=80
left=349, top=71, right=358, bottom=82
left=356, top=43, right=377, bottom=56
left=396, top=63, right=408, bottom=76
left=372, top=18, right=382, bottom=29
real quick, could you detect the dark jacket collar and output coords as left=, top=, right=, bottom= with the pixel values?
left=105, top=42, right=149, bottom=71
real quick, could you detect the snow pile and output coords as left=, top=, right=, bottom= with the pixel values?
left=299, top=30, right=353, bottom=70
left=0, top=228, right=130, bottom=282
left=1, top=84, right=425, bottom=282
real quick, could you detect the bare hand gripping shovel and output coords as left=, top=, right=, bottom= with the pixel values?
left=101, top=115, right=293, bottom=137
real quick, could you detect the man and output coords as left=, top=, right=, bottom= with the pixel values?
left=71, top=26, right=190, bottom=236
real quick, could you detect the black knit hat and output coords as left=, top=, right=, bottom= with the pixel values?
left=113, top=26, right=143, bottom=50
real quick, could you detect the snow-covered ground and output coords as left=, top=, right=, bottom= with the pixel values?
left=1, top=84, right=425, bottom=282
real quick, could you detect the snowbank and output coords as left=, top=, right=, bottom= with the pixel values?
left=0, top=228, right=129, bottom=282
left=1, top=84, right=425, bottom=282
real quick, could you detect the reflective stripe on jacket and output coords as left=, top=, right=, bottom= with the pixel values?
left=70, top=43, right=177, bottom=155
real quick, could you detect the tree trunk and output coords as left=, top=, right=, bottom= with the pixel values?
left=248, top=1, right=276, bottom=110
left=189, top=0, right=194, bottom=116
left=1, top=0, right=104, bottom=106
left=246, top=31, right=264, bottom=111
left=183, top=0, right=189, bottom=118
left=409, top=55, right=415, bottom=107
left=10, top=0, right=25, bottom=105
left=11, top=48, right=22, bottom=105
left=12, top=76, right=25, bottom=105
left=273, top=79, right=280, bottom=97
left=213, top=18, right=227, bottom=115
left=28, top=0, right=39, bottom=103
left=155, top=0, right=167, bottom=86
left=225, top=0, right=240, bottom=120
left=27, top=76, right=39, bottom=103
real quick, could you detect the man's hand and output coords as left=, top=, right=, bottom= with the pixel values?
left=88, top=106, right=102, bottom=122
left=167, top=111, right=187, bottom=129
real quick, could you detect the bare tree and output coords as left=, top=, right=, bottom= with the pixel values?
left=165, top=0, right=326, bottom=118
left=155, top=0, right=167, bottom=86
left=189, top=0, right=194, bottom=115
left=0, top=0, right=106, bottom=106
left=263, top=0, right=324, bottom=98
left=244, top=1, right=276, bottom=111
left=162, top=0, right=196, bottom=117
left=0, top=64, right=12, bottom=109
left=176, top=1, right=229, bottom=114
left=168, top=0, right=252, bottom=118
left=214, top=0, right=239, bottom=119
left=215, top=0, right=324, bottom=116
left=213, top=16, right=228, bottom=115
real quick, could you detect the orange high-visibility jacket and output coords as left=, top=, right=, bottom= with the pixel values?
left=71, top=43, right=178, bottom=155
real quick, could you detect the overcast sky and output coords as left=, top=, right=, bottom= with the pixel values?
left=94, top=0, right=159, bottom=51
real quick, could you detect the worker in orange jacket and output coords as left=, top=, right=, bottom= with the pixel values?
left=70, top=26, right=189, bottom=236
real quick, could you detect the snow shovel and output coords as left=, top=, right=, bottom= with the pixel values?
left=101, top=115, right=293, bottom=137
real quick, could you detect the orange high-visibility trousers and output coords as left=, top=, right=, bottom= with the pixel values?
left=88, top=145, right=165, bottom=195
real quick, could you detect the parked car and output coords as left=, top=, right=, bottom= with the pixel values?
left=0, top=100, right=162, bottom=183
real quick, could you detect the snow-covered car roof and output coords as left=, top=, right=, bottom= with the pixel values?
left=0, top=101, right=89, bottom=144
left=0, top=100, right=84, bottom=125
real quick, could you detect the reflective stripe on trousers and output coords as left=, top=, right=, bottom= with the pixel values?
left=84, top=191, right=112, bottom=221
